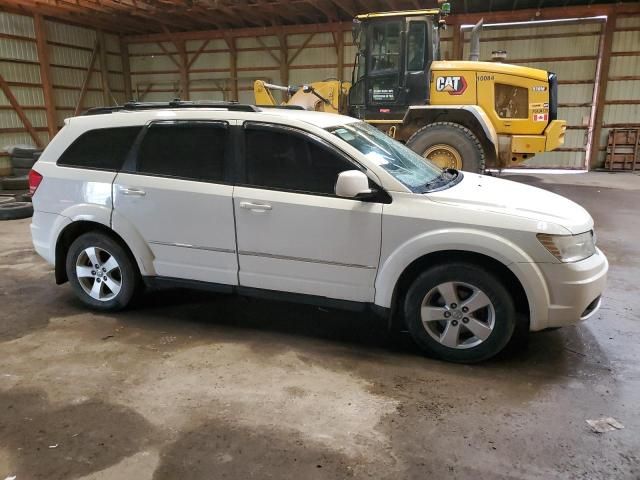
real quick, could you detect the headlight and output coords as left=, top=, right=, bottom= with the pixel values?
left=537, top=231, right=596, bottom=262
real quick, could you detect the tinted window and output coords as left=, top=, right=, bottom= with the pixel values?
left=136, top=122, right=227, bottom=182
left=245, top=127, right=355, bottom=195
left=407, top=22, right=426, bottom=71
left=58, top=127, right=140, bottom=170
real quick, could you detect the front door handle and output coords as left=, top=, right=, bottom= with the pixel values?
left=119, top=187, right=146, bottom=196
left=239, top=201, right=272, bottom=212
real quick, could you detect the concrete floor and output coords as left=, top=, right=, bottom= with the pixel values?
left=1, top=172, right=639, bottom=479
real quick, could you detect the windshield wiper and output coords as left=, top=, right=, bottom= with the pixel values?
left=423, top=168, right=458, bottom=189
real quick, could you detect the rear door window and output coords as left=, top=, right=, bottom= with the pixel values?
left=58, top=126, right=141, bottom=170
left=135, top=122, right=228, bottom=183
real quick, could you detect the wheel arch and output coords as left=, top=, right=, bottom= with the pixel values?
left=55, top=221, right=141, bottom=285
left=388, top=250, right=530, bottom=330
left=376, top=230, right=552, bottom=331
left=403, top=106, right=498, bottom=166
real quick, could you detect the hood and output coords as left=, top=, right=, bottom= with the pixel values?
left=427, top=173, right=593, bottom=235
left=430, top=61, right=549, bottom=82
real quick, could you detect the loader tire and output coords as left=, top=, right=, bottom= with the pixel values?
left=406, top=122, right=485, bottom=173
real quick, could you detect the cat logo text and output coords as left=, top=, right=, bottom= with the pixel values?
left=435, top=76, right=467, bottom=95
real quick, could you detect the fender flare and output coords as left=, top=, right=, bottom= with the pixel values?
left=403, top=105, right=499, bottom=158
left=56, top=204, right=156, bottom=277
left=110, top=209, right=156, bottom=276
left=374, top=228, right=551, bottom=330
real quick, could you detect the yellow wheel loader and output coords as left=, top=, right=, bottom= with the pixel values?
left=254, top=5, right=566, bottom=172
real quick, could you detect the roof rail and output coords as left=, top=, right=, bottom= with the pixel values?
left=256, top=105, right=306, bottom=110
left=82, top=100, right=261, bottom=116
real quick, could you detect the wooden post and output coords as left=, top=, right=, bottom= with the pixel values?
left=586, top=12, right=616, bottom=169
left=120, top=36, right=132, bottom=101
left=74, top=41, right=99, bottom=115
left=0, top=73, right=43, bottom=148
left=225, top=35, right=238, bottom=101
left=278, top=30, right=289, bottom=89
left=97, top=30, right=111, bottom=105
left=33, top=13, right=56, bottom=140
left=177, top=39, right=189, bottom=100
left=451, top=23, right=463, bottom=61
left=336, top=28, right=344, bottom=81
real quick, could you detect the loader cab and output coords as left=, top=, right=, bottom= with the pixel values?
left=348, top=10, right=442, bottom=121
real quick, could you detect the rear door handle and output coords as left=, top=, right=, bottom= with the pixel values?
left=119, top=187, right=146, bottom=196
left=239, top=201, right=272, bottom=212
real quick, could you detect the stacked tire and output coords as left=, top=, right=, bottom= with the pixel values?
left=1, top=145, right=41, bottom=192
left=0, top=145, right=40, bottom=220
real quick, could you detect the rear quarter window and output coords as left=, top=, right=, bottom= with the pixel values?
left=58, top=126, right=141, bottom=170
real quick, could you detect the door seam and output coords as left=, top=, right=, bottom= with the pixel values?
left=231, top=185, right=241, bottom=286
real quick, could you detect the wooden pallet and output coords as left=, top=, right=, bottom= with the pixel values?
left=605, top=128, right=639, bottom=171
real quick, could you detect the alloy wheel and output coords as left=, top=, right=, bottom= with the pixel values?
left=75, top=246, right=122, bottom=302
left=420, top=281, right=496, bottom=349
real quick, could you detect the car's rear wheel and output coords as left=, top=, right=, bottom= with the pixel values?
left=66, top=232, right=138, bottom=311
left=404, top=263, right=516, bottom=363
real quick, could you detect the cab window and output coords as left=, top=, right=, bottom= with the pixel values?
left=407, top=22, right=427, bottom=71
left=370, top=22, right=401, bottom=74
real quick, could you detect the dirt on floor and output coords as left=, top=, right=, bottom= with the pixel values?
left=1, top=172, right=639, bottom=479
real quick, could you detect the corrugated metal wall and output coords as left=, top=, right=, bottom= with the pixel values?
left=0, top=11, right=124, bottom=156
left=128, top=31, right=353, bottom=104
left=600, top=14, right=640, bottom=165
left=0, top=13, right=47, bottom=149
left=463, top=20, right=603, bottom=169
left=1, top=9, right=637, bottom=170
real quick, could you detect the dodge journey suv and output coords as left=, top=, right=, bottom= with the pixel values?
left=30, top=102, right=608, bottom=363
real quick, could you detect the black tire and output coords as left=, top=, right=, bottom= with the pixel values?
left=406, top=122, right=485, bottom=173
left=0, top=201, right=33, bottom=220
left=1, top=175, right=29, bottom=191
left=6, top=145, right=37, bottom=157
left=11, top=156, right=36, bottom=169
left=404, top=263, right=516, bottom=363
left=66, top=232, right=139, bottom=311
left=12, top=167, right=30, bottom=177
left=7, top=146, right=39, bottom=157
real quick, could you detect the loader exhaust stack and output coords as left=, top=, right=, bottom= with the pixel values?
left=469, top=19, right=483, bottom=61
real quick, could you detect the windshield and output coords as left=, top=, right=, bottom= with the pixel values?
left=328, top=122, right=444, bottom=192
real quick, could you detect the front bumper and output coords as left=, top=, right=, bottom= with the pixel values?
left=534, top=247, right=608, bottom=329
left=498, top=120, right=567, bottom=166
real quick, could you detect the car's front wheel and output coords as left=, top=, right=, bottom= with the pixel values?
left=404, top=263, right=516, bottom=363
left=66, top=232, right=139, bottom=311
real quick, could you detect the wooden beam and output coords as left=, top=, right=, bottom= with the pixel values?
left=120, top=36, right=132, bottom=101
left=224, top=35, right=238, bottom=101
left=288, top=33, right=315, bottom=66
left=125, top=21, right=351, bottom=44
left=178, top=39, right=189, bottom=101
left=187, top=39, right=211, bottom=70
left=451, top=23, right=463, bottom=61
left=157, top=41, right=180, bottom=68
left=277, top=31, right=289, bottom=89
left=97, top=30, right=111, bottom=105
left=0, top=72, right=43, bottom=148
left=586, top=13, right=616, bottom=169
left=256, top=37, right=282, bottom=66
left=334, top=28, right=344, bottom=81
left=33, top=13, right=56, bottom=141
left=328, top=0, right=356, bottom=17
left=74, top=40, right=99, bottom=115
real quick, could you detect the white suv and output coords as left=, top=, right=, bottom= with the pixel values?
left=29, top=102, right=608, bottom=363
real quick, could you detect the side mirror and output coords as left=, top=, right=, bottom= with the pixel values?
left=335, top=170, right=373, bottom=199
